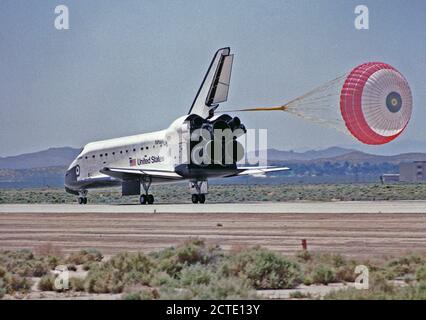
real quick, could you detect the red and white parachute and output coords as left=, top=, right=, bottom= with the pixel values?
left=340, top=62, right=412, bottom=145
left=229, top=62, right=413, bottom=145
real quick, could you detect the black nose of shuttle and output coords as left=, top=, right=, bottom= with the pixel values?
left=64, top=166, right=79, bottom=188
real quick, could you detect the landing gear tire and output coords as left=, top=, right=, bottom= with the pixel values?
left=83, top=197, right=87, bottom=205
left=198, top=194, right=206, bottom=204
left=140, top=194, right=154, bottom=205
left=192, top=194, right=199, bottom=204
left=191, top=194, right=206, bottom=204
left=78, top=197, right=87, bottom=205
left=140, top=176, right=154, bottom=205
left=147, top=194, right=154, bottom=204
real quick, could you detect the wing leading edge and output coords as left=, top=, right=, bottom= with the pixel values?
left=231, top=166, right=290, bottom=177
left=100, top=167, right=183, bottom=182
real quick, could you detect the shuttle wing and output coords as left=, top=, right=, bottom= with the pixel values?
left=188, top=47, right=234, bottom=119
left=100, top=167, right=183, bottom=182
left=231, top=166, right=290, bottom=177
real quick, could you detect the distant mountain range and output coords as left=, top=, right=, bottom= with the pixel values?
left=316, top=151, right=426, bottom=164
left=1, top=146, right=426, bottom=171
left=257, top=147, right=426, bottom=164
left=1, top=146, right=426, bottom=188
left=266, top=147, right=356, bottom=161
left=0, top=147, right=81, bottom=170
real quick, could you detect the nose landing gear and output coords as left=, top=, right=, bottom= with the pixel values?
left=77, top=190, right=88, bottom=205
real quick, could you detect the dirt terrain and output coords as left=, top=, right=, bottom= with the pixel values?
left=1, top=209, right=425, bottom=259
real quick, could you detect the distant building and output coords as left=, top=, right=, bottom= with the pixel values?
left=381, top=174, right=400, bottom=183
left=399, top=161, right=426, bottom=182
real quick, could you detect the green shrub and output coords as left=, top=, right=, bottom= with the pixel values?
left=154, top=239, right=222, bottom=277
left=84, top=264, right=124, bottom=294
left=157, top=277, right=256, bottom=300
left=312, top=265, right=336, bottom=285
left=386, top=254, right=425, bottom=278
left=122, top=288, right=159, bottom=300
left=296, top=250, right=312, bottom=263
left=149, top=272, right=178, bottom=288
left=4, top=250, right=34, bottom=262
left=224, top=247, right=302, bottom=289
left=0, top=266, right=7, bottom=278
left=335, top=265, right=357, bottom=282
left=109, top=252, right=153, bottom=274
left=179, top=264, right=215, bottom=286
left=381, top=269, right=397, bottom=281
left=38, top=275, right=55, bottom=291
left=186, top=277, right=257, bottom=300
left=0, top=279, right=6, bottom=299
left=416, top=266, right=426, bottom=282
left=312, top=253, right=347, bottom=269
left=122, top=292, right=141, bottom=300
left=84, top=252, right=154, bottom=294
left=6, top=274, right=32, bottom=293
left=67, top=249, right=103, bottom=265
left=324, top=276, right=426, bottom=300
left=370, top=273, right=395, bottom=294
left=13, top=262, right=48, bottom=277
left=46, top=256, right=62, bottom=269
left=289, top=291, right=311, bottom=299
left=82, top=261, right=96, bottom=271
left=0, top=250, right=51, bottom=277
left=303, top=275, right=313, bottom=286
left=331, top=254, right=346, bottom=268
left=69, top=277, right=85, bottom=292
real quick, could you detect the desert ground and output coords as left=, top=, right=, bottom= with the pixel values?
left=0, top=202, right=425, bottom=259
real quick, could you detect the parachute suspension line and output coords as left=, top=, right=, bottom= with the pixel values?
left=220, top=62, right=412, bottom=145
left=282, top=73, right=348, bottom=132
left=283, top=74, right=347, bottom=106
left=220, top=73, right=349, bottom=133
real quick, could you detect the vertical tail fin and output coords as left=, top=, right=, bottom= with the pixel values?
left=188, top=47, right=234, bottom=119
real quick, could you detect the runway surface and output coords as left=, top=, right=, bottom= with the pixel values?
left=0, top=202, right=425, bottom=258
left=1, top=200, right=426, bottom=214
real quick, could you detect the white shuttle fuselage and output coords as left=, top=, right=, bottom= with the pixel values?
left=65, top=48, right=289, bottom=204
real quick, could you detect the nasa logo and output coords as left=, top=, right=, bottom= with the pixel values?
left=75, top=165, right=80, bottom=177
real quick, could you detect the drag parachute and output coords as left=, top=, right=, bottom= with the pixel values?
left=340, top=62, right=412, bottom=144
left=229, top=62, right=413, bottom=145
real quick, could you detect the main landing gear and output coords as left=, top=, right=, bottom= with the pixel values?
left=190, top=181, right=207, bottom=204
left=191, top=194, right=206, bottom=204
left=140, top=194, right=154, bottom=205
left=140, top=176, right=155, bottom=205
left=77, top=190, right=88, bottom=205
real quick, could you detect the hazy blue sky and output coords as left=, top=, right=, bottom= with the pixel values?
left=0, top=0, right=425, bottom=156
